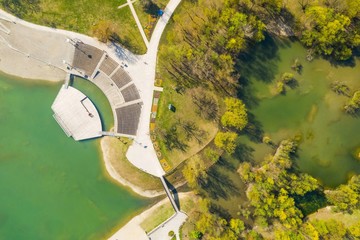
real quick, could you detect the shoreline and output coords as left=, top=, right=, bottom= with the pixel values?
left=107, top=192, right=192, bottom=240
left=100, top=137, right=166, bottom=198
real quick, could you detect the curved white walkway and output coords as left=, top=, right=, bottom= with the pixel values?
left=125, top=0, right=182, bottom=177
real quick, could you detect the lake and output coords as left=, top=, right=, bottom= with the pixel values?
left=0, top=74, right=150, bottom=239
left=239, top=37, right=360, bottom=187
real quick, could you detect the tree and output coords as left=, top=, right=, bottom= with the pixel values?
left=229, top=218, right=245, bottom=234
left=301, top=6, right=360, bottom=60
left=344, top=90, right=360, bottom=114
left=326, top=175, right=360, bottom=212
left=310, top=219, right=347, bottom=239
left=221, top=98, right=248, bottom=131
left=345, top=0, right=360, bottom=19
left=244, top=139, right=320, bottom=229
left=281, top=73, right=295, bottom=84
left=182, top=156, right=207, bottom=189
left=330, top=81, right=350, bottom=96
left=214, top=131, right=238, bottom=154
left=349, top=221, right=360, bottom=238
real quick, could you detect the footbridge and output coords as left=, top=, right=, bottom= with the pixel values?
left=160, top=176, right=179, bottom=212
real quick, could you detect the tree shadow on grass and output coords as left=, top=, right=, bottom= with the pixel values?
left=200, top=167, right=239, bottom=201
left=142, top=1, right=161, bottom=16
left=216, top=156, right=237, bottom=172
left=210, top=204, right=232, bottom=221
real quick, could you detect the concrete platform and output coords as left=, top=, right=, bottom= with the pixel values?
left=51, top=85, right=102, bottom=141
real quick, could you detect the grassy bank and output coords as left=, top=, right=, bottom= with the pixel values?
left=140, top=193, right=196, bottom=233
left=154, top=0, right=220, bottom=170
left=102, top=136, right=187, bottom=195
left=0, top=0, right=146, bottom=54
left=102, top=136, right=163, bottom=192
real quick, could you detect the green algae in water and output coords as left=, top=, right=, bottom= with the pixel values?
left=0, top=74, right=150, bottom=239
left=240, top=38, right=360, bottom=187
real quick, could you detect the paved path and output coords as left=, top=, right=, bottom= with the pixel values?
left=117, top=0, right=136, bottom=9
left=109, top=193, right=189, bottom=240
left=148, top=212, right=187, bottom=240
left=0, top=4, right=187, bottom=239
left=160, top=176, right=179, bottom=212
left=125, top=0, right=182, bottom=177
left=0, top=0, right=181, bottom=178
left=127, top=0, right=149, bottom=48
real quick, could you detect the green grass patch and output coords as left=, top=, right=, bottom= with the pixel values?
left=102, top=136, right=163, bottom=191
left=140, top=202, right=175, bottom=233
left=155, top=84, right=218, bottom=169
left=308, top=208, right=360, bottom=227
left=154, top=0, right=219, bottom=169
left=140, top=193, right=195, bottom=233
left=133, top=0, right=169, bottom=40
left=0, top=0, right=146, bottom=54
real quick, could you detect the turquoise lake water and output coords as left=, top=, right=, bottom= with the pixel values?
left=0, top=74, right=150, bottom=239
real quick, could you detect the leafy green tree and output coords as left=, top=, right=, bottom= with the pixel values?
left=221, top=98, right=248, bottom=131
left=326, top=175, right=360, bottom=212
left=330, top=81, right=350, bottom=96
left=344, top=90, right=360, bottom=114
left=281, top=73, right=295, bottom=84
left=238, top=162, right=254, bottom=183
left=244, top=139, right=320, bottom=229
left=349, top=221, right=360, bottom=238
left=310, top=219, right=347, bottom=240
left=300, top=222, right=319, bottom=240
left=189, top=198, right=245, bottom=239
left=246, top=230, right=264, bottom=240
left=182, top=156, right=208, bottom=189
left=301, top=6, right=360, bottom=60
left=229, top=218, right=245, bottom=234
left=189, top=230, right=203, bottom=240
left=214, top=131, right=238, bottom=154
left=345, top=0, right=360, bottom=18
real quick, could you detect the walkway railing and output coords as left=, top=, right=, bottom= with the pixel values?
left=160, top=176, right=179, bottom=212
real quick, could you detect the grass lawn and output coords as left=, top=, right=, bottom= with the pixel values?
left=140, top=193, right=196, bottom=233
left=0, top=0, right=146, bottom=54
left=308, top=208, right=360, bottom=227
left=133, top=0, right=169, bottom=40
left=141, top=201, right=175, bottom=233
left=153, top=0, right=219, bottom=170
left=102, top=136, right=163, bottom=191
left=155, top=84, right=219, bottom=169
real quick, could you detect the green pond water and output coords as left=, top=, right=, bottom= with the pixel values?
left=240, top=38, right=360, bottom=187
left=0, top=74, right=150, bottom=239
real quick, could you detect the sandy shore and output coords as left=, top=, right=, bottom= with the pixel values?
left=100, top=137, right=166, bottom=198
left=108, top=192, right=191, bottom=240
